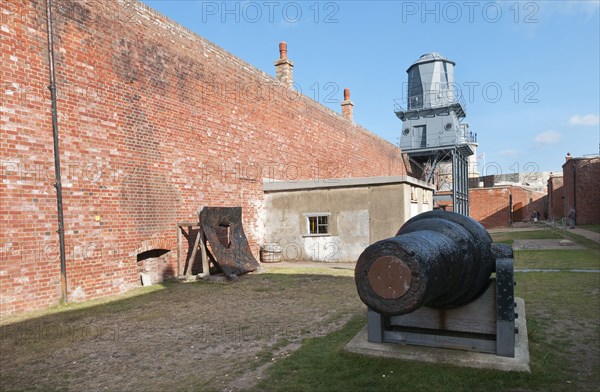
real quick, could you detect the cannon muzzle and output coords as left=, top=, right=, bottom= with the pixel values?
left=355, top=211, right=496, bottom=316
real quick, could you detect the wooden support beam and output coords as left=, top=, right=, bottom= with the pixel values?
left=199, top=228, right=209, bottom=277
left=177, top=225, right=182, bottom=276
left=186, top=226, right=201, bottom=277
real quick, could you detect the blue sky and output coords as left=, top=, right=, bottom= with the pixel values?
left=142, top=0, right=600, bottom=174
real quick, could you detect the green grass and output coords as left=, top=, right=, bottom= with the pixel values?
left=256, top=298, right=593, bottom=392
left=543, top=224, right=600, bottom=251
left=490, top=229, right=562, bottom=245
left=2, top=231, right=598, bottom=391
left=257, top=232, right=600, bottom=392
left=256, top=272, right=600, bottom=392
left=579, top=224, right=600, bottom=233
left=565, top=231, right=600, bottom=251
left=515, top=271, right=600, bottom=321
left=515, top=249, right=600, bottom=270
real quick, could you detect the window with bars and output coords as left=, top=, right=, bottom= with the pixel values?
left=307, top=214, right=329, bottom=235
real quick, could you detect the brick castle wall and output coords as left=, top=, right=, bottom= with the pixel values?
left=469, top=186, right=546, bottom=229
left=562, top=158, right=600, bottom=225
left=1, top=0, right=405, bottom=315
left=547, top=175, right=564, bottom=220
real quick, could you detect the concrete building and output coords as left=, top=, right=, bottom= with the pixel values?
left=264, top=177, right=433, bottom=262
left=469, top=172, right=552, bottom=193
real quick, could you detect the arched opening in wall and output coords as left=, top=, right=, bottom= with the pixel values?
left=137, top=248, right=172, bottom=285
left=137, top=249, right=170, bottom=261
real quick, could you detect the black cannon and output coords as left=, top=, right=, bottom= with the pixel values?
left=355, top=210, right=517, bottom=357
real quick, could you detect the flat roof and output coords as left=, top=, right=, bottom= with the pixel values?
left=562, top=155, right=600, bottom=168
left=263, top=175, right=435, bottom=193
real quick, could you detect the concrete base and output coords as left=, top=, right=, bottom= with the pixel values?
left=140, top=273, right=153, bottom=286
left=345, top=298, right=530, bottom=372
left=559, top=239, right=575, bottom=246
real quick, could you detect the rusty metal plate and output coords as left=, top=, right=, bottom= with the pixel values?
left=200, top=207, right=260, bottom=277
left=367, top=256, right=412, bottom=299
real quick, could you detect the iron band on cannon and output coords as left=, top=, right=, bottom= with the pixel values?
left=355, top=210, right=517, bottom=357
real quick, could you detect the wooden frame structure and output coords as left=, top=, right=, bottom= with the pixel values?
left=176, top=221, right=210, bottom=279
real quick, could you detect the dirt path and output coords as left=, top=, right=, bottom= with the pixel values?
left=1, top=269, right=362, bottom=391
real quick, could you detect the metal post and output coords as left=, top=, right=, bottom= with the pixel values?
left=46, top=0, right=68, bottom=303
left=452, top=150, right=457, bottom=214
left=509, top=194, right=513, bottom=226
left=573, top=164, right=576, bottom=227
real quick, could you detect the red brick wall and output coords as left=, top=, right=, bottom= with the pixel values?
left=511, top=186, right=547, bottom=223
left=469, top=186, right=546, bottom=229
left=562, top=158, right=600, bottom=225
left=0, top=0, right=405, bottom=315
left=547, top=175, right=564, bottom=220
left=469, top=187, right=510, bottom=228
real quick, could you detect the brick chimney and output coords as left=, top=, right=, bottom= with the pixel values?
left=341, top=88, right=354, bottom=122
left=566, top=152, right=572, bottom=162
left=274, top=42, right=293, bottom=88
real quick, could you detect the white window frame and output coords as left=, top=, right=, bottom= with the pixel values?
left=410, top=186, right=418, bottom=203
left=303, top=213, right=331, bottom=237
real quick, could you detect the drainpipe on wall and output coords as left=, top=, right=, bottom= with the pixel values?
left=509, top=193, right=513, bottom=226
left=46, top=0, right=68, bottom=303
left=573, top=163, right=576, bottom=226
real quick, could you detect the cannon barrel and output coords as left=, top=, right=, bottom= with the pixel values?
left=355, top=211, right=496, bottom=316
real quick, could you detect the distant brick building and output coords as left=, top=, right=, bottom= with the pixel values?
left=469, top=186, right=546, bottom=229
left=1, top=0, right=408, bottom=315
left=561, top=154, right=600, bottom=225
left=547, top=173, right=564, bottom=220
left=435, top=184, right=547, bottom=229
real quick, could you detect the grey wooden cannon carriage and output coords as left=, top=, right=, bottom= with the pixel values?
left=354, top=211, right=517, bottom=357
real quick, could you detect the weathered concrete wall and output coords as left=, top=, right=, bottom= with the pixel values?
left=265, top=187, right=370, bottom=262
left=264, top=179, right=433, bottom=262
